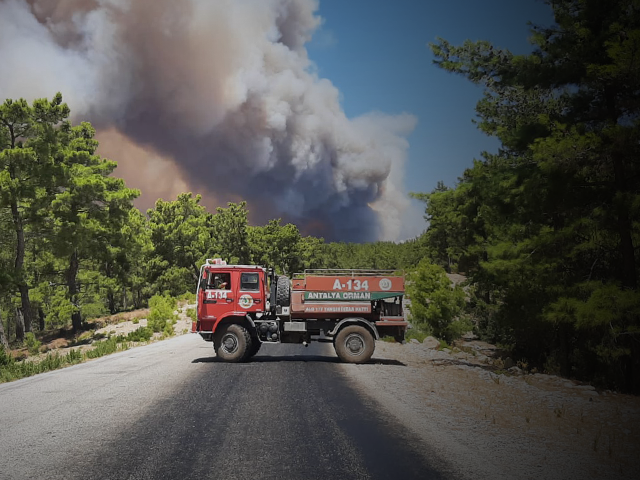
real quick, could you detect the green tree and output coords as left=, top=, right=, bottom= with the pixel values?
left=248, top=219, right=301, bottom=274
left=412, top=182, right=458, bottom=270
left=121, top=209, right=154, bottom=309
left=0, top=94, right=70, bottom=338
left=0, top=208, right=15, bottom=338
left=211, top=201, right=251, bottom=265
left=147, top=193, right=212, bottom=296
left=49, top=122, right=139, bottom=332
left=297, top=235, right=326, bottom=271
left=95, top=206, right=152, bottom=313
left=0, top=309, right=7, bottom=350
left=427, top=0, right=640, bottom=390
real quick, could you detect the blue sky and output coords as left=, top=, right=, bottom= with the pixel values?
left=307, top=0, right=555, bottom=200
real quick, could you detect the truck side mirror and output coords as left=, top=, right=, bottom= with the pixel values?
left=199, top=276, right=207, bottom=291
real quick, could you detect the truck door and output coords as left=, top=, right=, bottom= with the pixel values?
left=200, top=270, right=236, bottom=323
left=237, top=271, right=264, bottom=313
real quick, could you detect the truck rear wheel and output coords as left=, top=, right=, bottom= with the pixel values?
left=215, top=324, right=252, bottom=362
left=334, top=325, right=375, bottom=364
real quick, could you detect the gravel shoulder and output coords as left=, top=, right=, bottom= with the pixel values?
left=340, top=340, right=640, bottom=480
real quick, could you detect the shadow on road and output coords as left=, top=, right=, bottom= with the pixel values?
left=192, top=355, right=406, bottom=366
left=366, top=358, right=406, bottom=366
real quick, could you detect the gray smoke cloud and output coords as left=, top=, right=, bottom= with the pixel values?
left=0, top=0, right=418, bottom=241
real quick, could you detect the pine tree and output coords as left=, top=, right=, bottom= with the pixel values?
left=427, top=0, right=640, bottom=390
left=0, top=94, right=70, bottom=338
left=147, top=193, right=212, bottom=296
left=50, top=121, right=139, bottom=332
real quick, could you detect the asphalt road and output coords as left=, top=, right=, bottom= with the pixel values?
left=0, top=335, right=454, bottom=480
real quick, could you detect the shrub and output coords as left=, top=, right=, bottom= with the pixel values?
left=148, top=295, right=177, bottom=333
left=86, top=337, right=119, bottom=359
left=178, top=291, right=196, bottom=303
left=24, top=332, right=42, bottom=355
left=186, top=308, right=196, bottom=322
left=38, top=353, right=64, bottom=371
left=0, top=346, right=14, bottom=367
left=66, top=348, right=83, bottom=364
left=163, top=321, right=175, bottom=337
left=407, top=259, right=469, bottom=343
left=123, top=327, right=153, bottom=343
left=0, top=347, right=83, bottom=383
left=77, top=330, right=95, bottom=343
left=405, top=327, right=430, bottom=343
left=43, top=293, right=75, bottom=329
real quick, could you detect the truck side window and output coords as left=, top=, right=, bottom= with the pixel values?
left=209, top=272, right=231, bottom=290
left=240, top=273, right=259, bottom=291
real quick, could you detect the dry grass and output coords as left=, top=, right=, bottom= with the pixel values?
left=96, top=309, right=150, bottom=326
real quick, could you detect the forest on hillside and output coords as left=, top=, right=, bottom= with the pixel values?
left=0, top=97, right=426, bottom=335
left=0, top=95, right=426, bottom=341
left=1, top=0, right=639, bottom=392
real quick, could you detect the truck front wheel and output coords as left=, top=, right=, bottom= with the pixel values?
left=334, top=325, right=375, bottom=364
left=247, top=337, right=262, bottom=358
left=215, top=324, right=252, bottom=362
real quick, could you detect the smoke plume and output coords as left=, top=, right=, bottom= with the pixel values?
left=0, top=0, right=417, bottom=241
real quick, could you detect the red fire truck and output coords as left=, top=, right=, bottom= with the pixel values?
left=193, top=259, right=407, bottom=363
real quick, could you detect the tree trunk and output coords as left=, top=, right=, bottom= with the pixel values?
left=67, top=249, right=82, bottom=332
left=122, top=287, right=127, bottom=311
left=613, top=158, right=638, bottom=290
left=611, top=152, right=638, bottom=393
left=0, top=310, right=8, bottom=350
left=623, top=340, right=640, bottom=395
left=11, top=199, right=33, bottom=333
left=558, top=323, right=571, bottom=378
left=191, top=262, right=200, bottom=280
left=15, top=308, right=25, bottom=343
left=134, top=288, right=142, bottom=309
left=38, top=308, right=45, bottom=331
left=108, top=291, right=116, bottom=315
left=606, top=91, right=637, bottom=290
left=615, top=207, right=637, bottom=290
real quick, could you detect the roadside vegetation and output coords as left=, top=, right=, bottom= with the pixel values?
left=1, top=1, right=638, bottom=393
left=0, top=335, right=134, bottom=383
left=0, top=295, right=189, bottom=383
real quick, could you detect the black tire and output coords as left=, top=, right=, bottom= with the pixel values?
left=215, top=324, right=252, bottom=362
left=276, top=275, right=291, bottom=307
left=334, top=325, right=375, bottom=364
left=247, top=337, right=262, bottom=358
